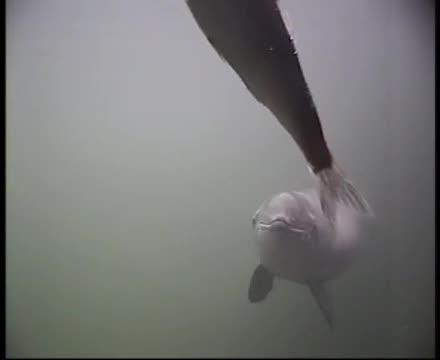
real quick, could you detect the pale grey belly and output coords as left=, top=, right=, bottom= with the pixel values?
left=256, top=231, right=352, bottom=284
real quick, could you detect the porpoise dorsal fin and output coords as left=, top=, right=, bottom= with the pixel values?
left=307, top=280, right=334, bottom=329
left=248, top=265, right=274, bottom=303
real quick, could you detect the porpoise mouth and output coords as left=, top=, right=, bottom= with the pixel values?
left=257, top=217, right=293, bottom=230
left=256, top=216, right=306, bottom=234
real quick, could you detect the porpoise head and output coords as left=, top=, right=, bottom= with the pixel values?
left=252, top=191, right=315, bottom=238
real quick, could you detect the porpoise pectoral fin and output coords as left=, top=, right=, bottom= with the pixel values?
left=307, top=281, right=333, bottom=329
left=248, top=264, right=274, bottom=303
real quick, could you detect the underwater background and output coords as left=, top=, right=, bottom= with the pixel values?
left=6, top=0, right=434, bottom=357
